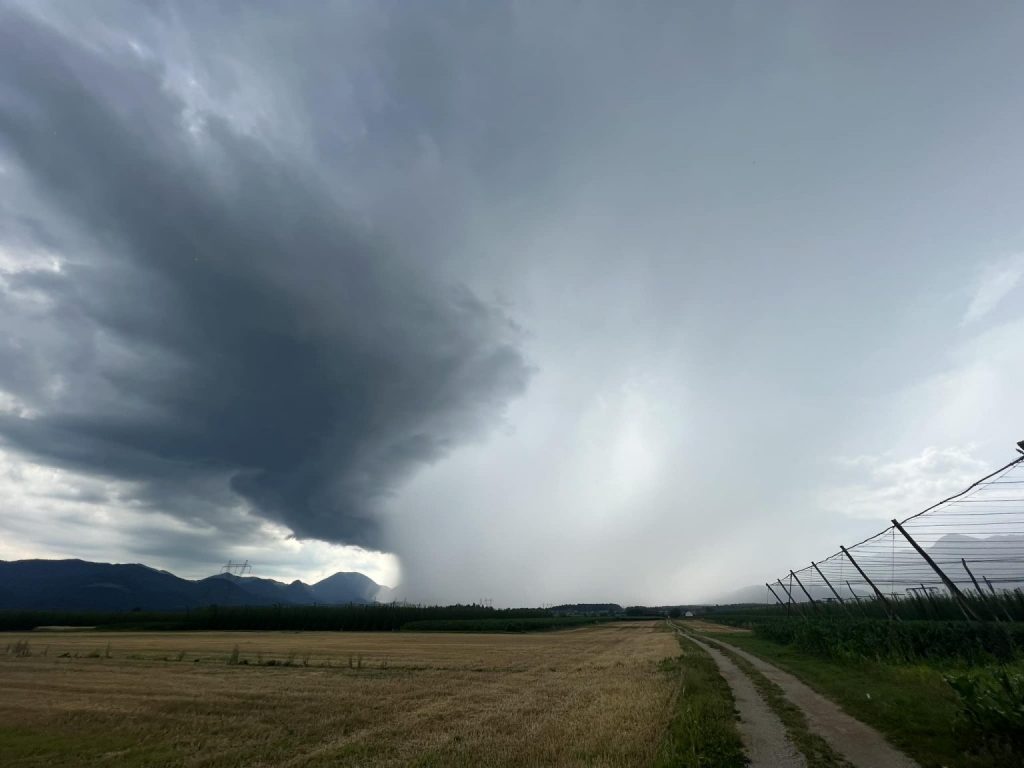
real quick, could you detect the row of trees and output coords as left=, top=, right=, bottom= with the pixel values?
left=0, top=603, right=550, bottom=632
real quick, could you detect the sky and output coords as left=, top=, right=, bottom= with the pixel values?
left=1, top=1, right=1023, bottom=605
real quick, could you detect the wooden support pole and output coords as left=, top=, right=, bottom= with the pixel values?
left=841, top=545, right=895, bottom=619
left=765, top=583, right=786, bottom=606
left=777, top=577, right=794, bottom=603
left=845, top=580, right=863, bottom=603
left=891, top=519, right=979, bottom=621
left=921, top=583, right=941, bottom=616
left=844, top=580, right=867, bottom=616
left=907, top=585, right=928, bottom=615
left=983, top=575, right=997, bottom=597
left=981, top=575, right=1014, bottom=621
left=790, top=570, right=817, bottom=607
left=811, top=561, right=847, bottom=610
left=776, top=578, right=802, bottom=615
left=961, top=559, right=1002, bottom=623
left=961, top=558, right=984, bottom=596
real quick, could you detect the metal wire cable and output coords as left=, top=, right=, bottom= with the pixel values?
left=768, top=450, right=1024, bottom=608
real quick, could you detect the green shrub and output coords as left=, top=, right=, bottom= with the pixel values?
left=946, top=668, right=1024, bottom=754
left=748, top=617, right=1023, bottom=664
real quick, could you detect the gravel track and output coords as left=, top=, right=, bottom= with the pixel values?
left=711, top=639, right=920, bottom=768
left=681, top=631, right=806, bottom=767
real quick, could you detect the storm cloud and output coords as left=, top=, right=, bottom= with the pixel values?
left=0, top=6, right=528, bottom=550
left=3, top=2, right=1024, bottom=603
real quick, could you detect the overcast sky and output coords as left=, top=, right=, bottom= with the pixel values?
left=1, top=1, right=1023, bottom=604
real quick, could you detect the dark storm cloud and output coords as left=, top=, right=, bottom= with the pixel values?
left=6, top=0, right=1023, bottom=604
left=0, top=10, right=528, bottom=549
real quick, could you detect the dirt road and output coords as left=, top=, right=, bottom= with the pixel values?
left=713, top=638, right=919, bottom=768
left=676, top=624, right=920, bottom=768
left=686, top=633, right=806, bottom=767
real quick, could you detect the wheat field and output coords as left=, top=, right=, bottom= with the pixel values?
left=0, top=621, right=680, bottom=767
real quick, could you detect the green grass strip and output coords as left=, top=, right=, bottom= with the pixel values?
left=655, top=631, right=749, bottom=768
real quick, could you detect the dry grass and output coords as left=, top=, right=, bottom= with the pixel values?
left=0, top=622, right=679, bottom=767
left=678, top=619, right=751, bottom=635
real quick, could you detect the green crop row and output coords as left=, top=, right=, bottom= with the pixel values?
left=721, top=616, right=1024, bottom=663
left=710, top=589, right=1024, bottom=623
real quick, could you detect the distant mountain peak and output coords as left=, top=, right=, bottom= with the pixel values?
left=0, top=559, right=386, bottom=612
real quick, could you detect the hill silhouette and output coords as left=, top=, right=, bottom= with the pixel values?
left=0, top=559, right=387, bottom=611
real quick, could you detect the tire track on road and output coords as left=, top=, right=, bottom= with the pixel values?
left=676, top=629, right=805, bottom=767
left=678, top=624, right=920, bottom=768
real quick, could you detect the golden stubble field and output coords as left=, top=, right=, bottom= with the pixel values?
left=1, top=622, right=680, bottom=767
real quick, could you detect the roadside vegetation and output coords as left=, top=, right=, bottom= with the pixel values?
left=711, top=608, right=1024, bottom=665
left=655, top=631, right=747, bottom=768
left=709, top=589, right=1024, bottom=628
left=688, top=603, right=1024, bottom=768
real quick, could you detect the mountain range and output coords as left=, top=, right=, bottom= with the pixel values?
left=0, top=559, right=390, bottom=612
